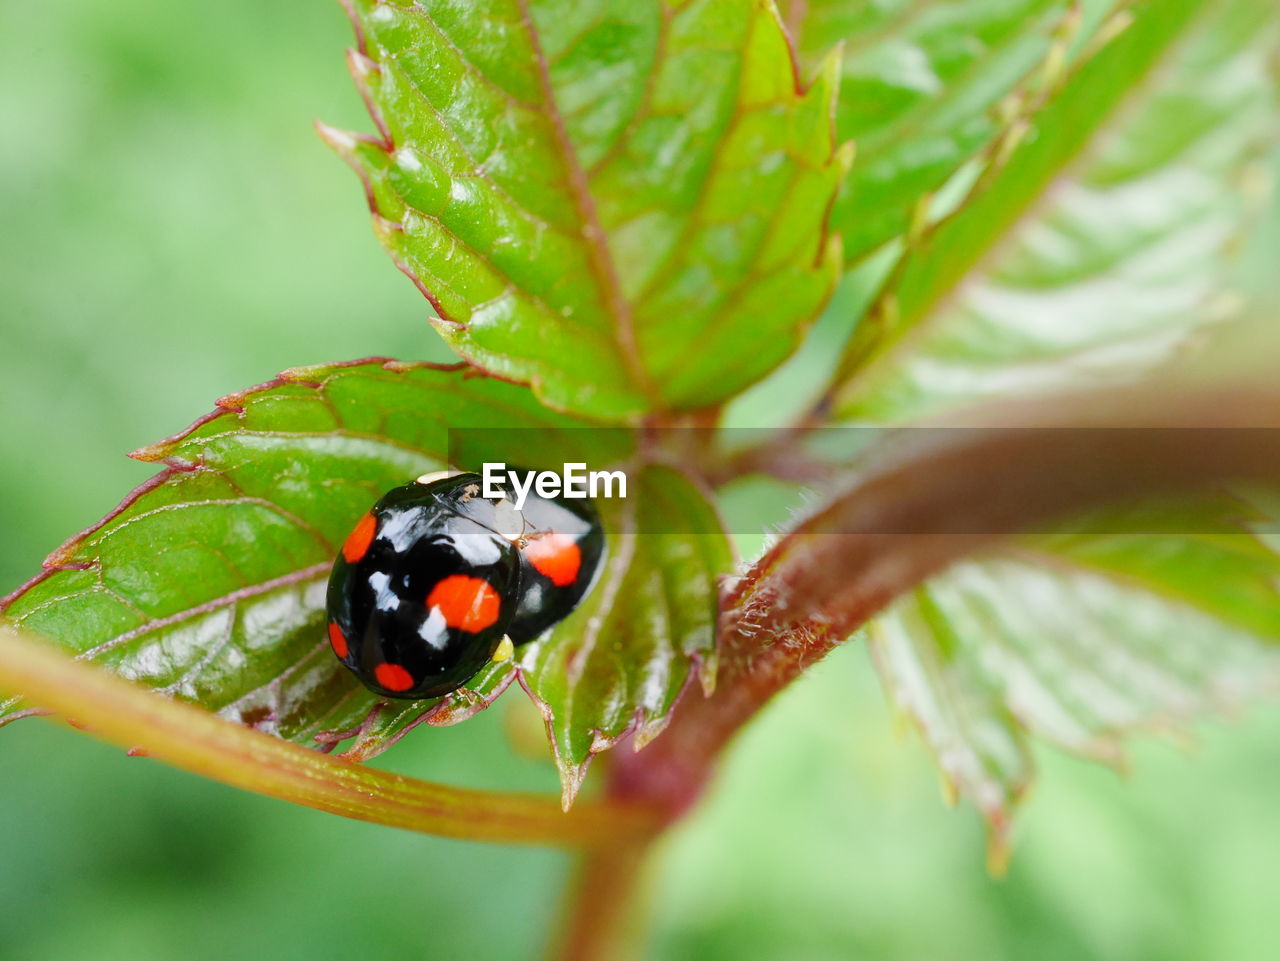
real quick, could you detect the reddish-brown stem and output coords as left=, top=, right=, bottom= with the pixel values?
left=556, top=384, right=1280, bottom=959
left=611, top=385, right=1280, bottom=813
left=553, top=833, right=655, bottom=961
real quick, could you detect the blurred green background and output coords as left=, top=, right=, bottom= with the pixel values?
left=3, top=2, right=1280, bottom=959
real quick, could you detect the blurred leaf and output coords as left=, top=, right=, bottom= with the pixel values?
left=518, top=464, right=733, bottom=805
left=871, top=497, right=1280, bottom=860
left=791, top=0, right=1078, bottom=264
left=833, top=0, right=1279, bottom=422
left=326, top=0, right=847, bottom=419
left=0, top=360, right=637, bottom=760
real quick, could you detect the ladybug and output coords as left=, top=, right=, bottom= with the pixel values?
left=326, top=471, right=605, bottom=699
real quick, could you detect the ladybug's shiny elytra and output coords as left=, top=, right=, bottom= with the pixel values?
left=326, top=472, right=605, bottom=699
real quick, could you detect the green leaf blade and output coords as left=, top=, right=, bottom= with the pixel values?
left=0, top=361, right=625, bottom=752
left=1, top=361, right=730, bottom=802
left=330, top=0, right=847, bottom=418
left=518, top=464, right=733, bottom=805
left=871, top=505, right=1280, bottom=852
left=834, top=0, right=1279, bottom=422
left=795, top=0, right=1078, bottom=264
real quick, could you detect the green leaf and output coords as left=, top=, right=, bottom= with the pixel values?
left=792, top=0, right=1079, bottom=264
left=518, top=464, right=733, bottom=805
left=833, top=0, right=1279, bottom=422
left=870, top=497, right=1280, bottom=860
left=0, top=360, right=654, bottom=771
left=324, top=0, right=848, bottom=419
left=0, top=360, right=732, bottom=801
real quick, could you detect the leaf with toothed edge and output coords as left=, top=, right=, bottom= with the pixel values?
left=317, top=658, right=518, bottom=761
left=323, top=0, right=849, bottom=419
left=832, top=0, right=1280, bottom=423
left=0, top=360, right=635, bottom=760
left=870, top=495, right=1280, bottom=868
left=0, top=360, right=732, bottom=800
left=829, top=0, right=1280, bottom=862
left=515, top=464, right=733, bottom=807
left=789, top=0, right=1080, bottom=265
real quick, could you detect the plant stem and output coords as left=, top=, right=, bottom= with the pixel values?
left=0, top=622, right=662, bottom=848
left=613, top=384, right=1280, bottom=810
left=553, top=834, right=655, bottom=961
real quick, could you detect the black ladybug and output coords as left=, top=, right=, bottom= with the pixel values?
left=326, top=471, right=605, bottom=699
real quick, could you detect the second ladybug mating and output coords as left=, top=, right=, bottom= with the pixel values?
left=326, top=471, right=605, bottom=699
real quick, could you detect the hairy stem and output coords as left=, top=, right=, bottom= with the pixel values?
left=611, top=384, right=1280, bottom=812
left=0, top=622, right=661, bottom=847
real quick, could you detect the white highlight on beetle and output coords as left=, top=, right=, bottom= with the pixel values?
left=482, top=462, right=627, bottom=511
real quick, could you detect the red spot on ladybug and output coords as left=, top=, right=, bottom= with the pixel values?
left=328, top=621, right=349, bottom=659
left=427, top=574, right=502, bottom=632
left=375, top=663, right=415, bottom=692
left=342, top=512, right=378, bottom=564
left=525, top=533, right=582, bottom=587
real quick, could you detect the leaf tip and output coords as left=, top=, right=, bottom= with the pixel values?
left=345, top=46, right=379, bottom=83
left=314, top=119, right=359, bottom=157
left=558, top=761, right=589, bottom=812
left=275, top=365, right=328, bottom=389
left=212, top=391, right=248, bottom=415
left=834, top=139, right=856, bottom=176
left=371, top=213, right=405, bottom=241
left=812, top=42, right=844, bottom=97
left=514, top=670, right=588, bottom=809
left=428, top=313, right=467, bottom=334
left=127, top=441, right=169, bottom=463
left=631, top=712, right=670, bottom=752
